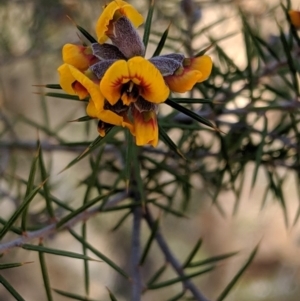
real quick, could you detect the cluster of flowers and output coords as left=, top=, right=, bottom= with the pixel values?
left=58, top=0, right=212, bottom=147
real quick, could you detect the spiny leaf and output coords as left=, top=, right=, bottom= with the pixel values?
left=143, top=0, right=155, bottom=50
left=39, top=242, right=53, bottom=301
left=0, top=262, right=33, bottom=270
left=38, top=139, right=55, bottom=219
left=23, top=244, right=98, bottom=261
left=182, top=238, right=202, bottom=268
left=69, top=229, right=130, bottom=279
left=21, top=146, right=39, bottom=231
left=278, top=26, right=299, bottom=95
left=170, top=97, right=212, bottom=104
left=53, top=288, right=99, bottom=301
left=0, top=181, right=46, bottom=239
left=125, top=130, right=134, bottom=190
left=165, top=98, right=217, bottom=130
left=147, top=266, right=214, bottom=289
left=195, top=44, right=214, bottom=57
left=166, top=291, right=185, bottom=301
left=142, top=155, right=191, bottom=185
left=68, top=116, right=94, bottom=122
left=152, top=23, right=171, bottom=57
left=60, top=128, right=116, bottom=173
left=56, top=191, right=114, bottom=228
left=251, top=115, right=268, bottom=190
left=151, top=201, right=188, bottom=218
left=45, top=92, right=88, bottom=102
left=140, top=216, right=160, bottom=265
left=0, top=274, right=26, bottom=301
left=20, top=116, right=64, bottom=143
left=216, top=245, right=259, bottom=301
left=159, top=125, right=185, bottom=159
left=76, top=24, right=97, bottom=43
left=110, top=211, right=132, bottom=231
left=187, top=251, right=239, bottom=268
left=131, top=144, right=145, bottom=206
left=0, top=217, right=22, bottom=235
left=147, top=263, right=168, bottom=285
left=106, top=287, right=119, bottom=301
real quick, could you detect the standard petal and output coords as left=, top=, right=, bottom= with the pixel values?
left=128, top=57, right=170, bottom=103
left=100, top=60, right=130, bottom=105
left=110, top=16, right=145, bottom=58
left=95, top=0, right=143, bottom=44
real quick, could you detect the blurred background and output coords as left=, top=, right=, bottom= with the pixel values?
left=1, top=0, right=300, bottom=300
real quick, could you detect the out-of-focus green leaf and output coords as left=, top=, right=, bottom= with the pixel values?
left=38, top=139, right=55, bottom=219
left=0, top=262, right=33, bottom=270
left=45, top=92, right=88, bottom=102
left=152, top=23, right=171, bottom=57
left=148, top=266, right=214, bottom=289
left=76, top=24, right=97, bottom=43
left=69, top=229, right=130, bottom=279
left=60, top=128, right=116, bottom=173
left=187, top=251, right=239, bottom=268
left=110, top=211, right=132, bottom=231
left=39, top=242, right=53, bottom=301
left=159, top=125, right=185, bottom=159
left=165, top=98, right=217, bottom=130
left=22, top=244, right=97, bottom=261
left=106, top=287, right=118, bottom=301
left=53, top=288, right=99, bottom=301
left=140, top=216, right=160, bottom=265
left=251, top=115, right=268, bottom=189
left=216, top=245, right=259, bottom=301
left=182, top=238, right=202, bottom=268
left=21, top=146, right=39, bottom=231
left=147, top=263, right=168, bottom=286
left=166, top=291, right=185, bottom=301
left=0, top=274, right=26, bottom=301
left=143, top=0, right=155, bottom=50
left=0, top=181, right=45, bottom=239
left=56, top=190, right=114, bottom=228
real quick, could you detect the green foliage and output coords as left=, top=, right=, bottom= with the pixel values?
left=0, top=0, right=300, bottom=301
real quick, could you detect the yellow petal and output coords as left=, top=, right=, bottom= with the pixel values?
left=96, top=0, right=143, bottom=44
left=62, top=44, right=95, bottom=71
left=100, top=60, right=130, bottom=105
left=57, top=64, right=89, bottom=99
left=165, top=55, right=212, bottom=93
left=289, top=10, right=300, bottom=28
left=128, top=57, right=170, bottom=103
left=67, top=65, right=103, bottom=111
left=72, top=81, right=89, bottom=99
left=132, top=108, right=158, bottom=147
left=58, top=63, right=77, bottom=95
left=118, top=1, right=144, bottom=28
left=165, top=69, right=202, bottom=93
left=188, top=55, right=213, bottom=82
